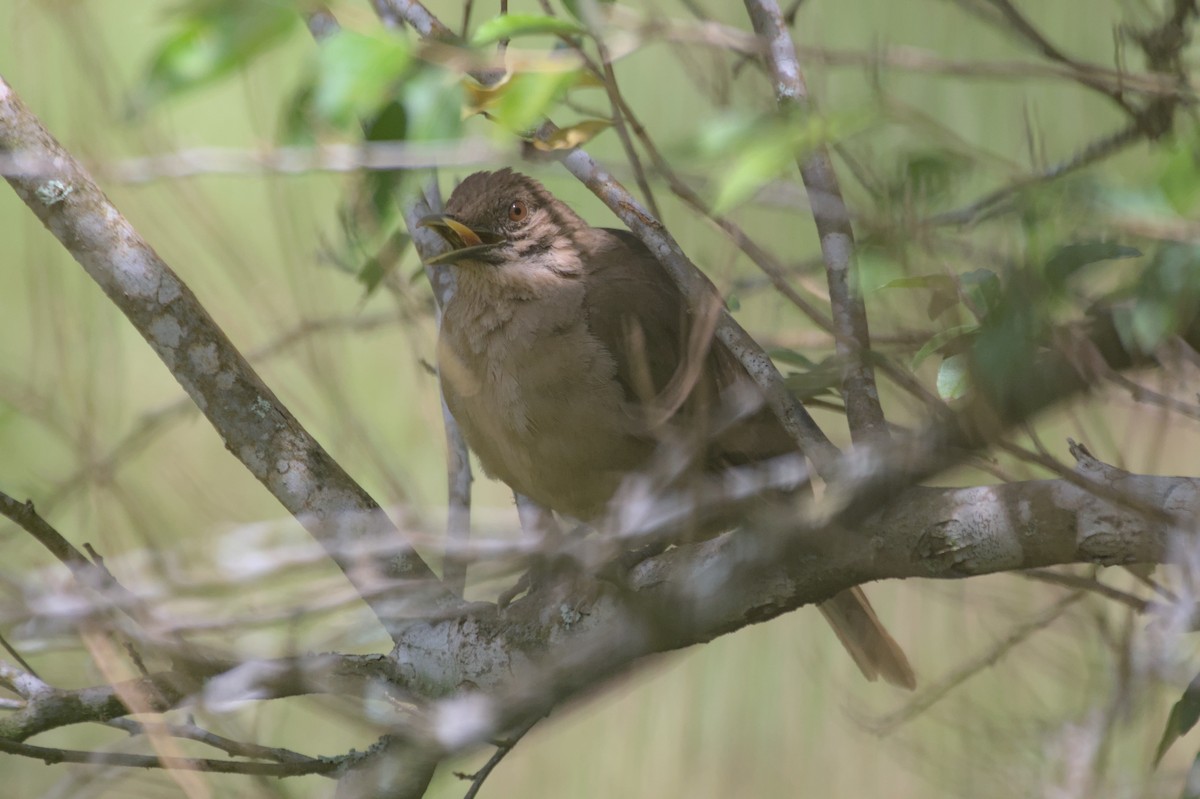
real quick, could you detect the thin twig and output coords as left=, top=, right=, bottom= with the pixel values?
left=458, top=719, right=539, bottom=799
left=865, top=590, right=1086, bottom=734
left=0, top=737, right=342, bottom=776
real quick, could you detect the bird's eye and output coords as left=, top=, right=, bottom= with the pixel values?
left=508, top=200, right=528, bottom=223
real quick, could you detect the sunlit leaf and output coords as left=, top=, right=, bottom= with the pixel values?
left=936, top=354, right=970, bottom=401
left=137, top=0, right=298, bottom=111
left=471, top=14, right=585, bottom=46
left=531, top=119, right=611, bottom=151
left=314, top=29, right=411, bottom=128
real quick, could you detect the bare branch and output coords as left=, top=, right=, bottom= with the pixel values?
left=0, top=736, right=341, bottom=776
left=743, top=0, right=888, bottom=442
left=0, top=75, right=461, bottom=638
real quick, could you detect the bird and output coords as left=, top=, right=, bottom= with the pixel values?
left=420, top=168, right=915, bottom=689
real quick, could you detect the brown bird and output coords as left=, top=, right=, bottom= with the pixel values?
left=422, top=168, right=915, bottom=689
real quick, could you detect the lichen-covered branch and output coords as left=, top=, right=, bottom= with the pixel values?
left=0, top=75, right=460, bottom=639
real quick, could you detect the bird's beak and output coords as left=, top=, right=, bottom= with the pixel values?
left=417, top=214, right=503, bottom=265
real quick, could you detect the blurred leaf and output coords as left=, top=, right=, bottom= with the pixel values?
left=936, top=354, right=969, bottom=401
left=713, top=115, right=844, bottom=212
left=314, top=29, right=411, bottom=129
left=695, top=109, right=867, bottom=213
left=492, top=69, right=581, bottom=134
left=463, top=73, right=510, bottom=117
left=769, top=348, right=820, bottom=369
left=1159, top=131, right=1200, bottom=215
left=959, top=269, right=1002, bottom=321
left=1121, top=242, right=1200, bottom=354
left=346, top=100, right=409, bottom=235
left=357, top=230, right=412, bottom=297
left=1183, top=753, right=1200, bottom=799
left=561, top=0, right=615, bottom=21
left=1155, top=673, right=1200, bottom=766
left=471, top=14, right=584, bottom=46
left=403, top=67, right=464, bottom=141
left=892, top=149, right=972, bottom=204
left=279, top=78, right=318, bottom=145
left=878, top=274, right=959, bottom=320
left=1044, top=241, right=1141, bottom=287
left=137, top=0, right=298, bottom=110
left=532, top=119, right=611, bottom=151
left=912, top=325, right=976, bottom=370
left=725, top=293, right=741, bottom=312
left=969, top=291, right=1041, bottom=409
left=783, top=356, right=842, bottom=400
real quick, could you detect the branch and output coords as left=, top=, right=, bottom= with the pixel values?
left=0, top=737, right=341, bottom=776
left=0, top=75, right=462, bottom=638
left=397, top=456, right=1195, bottom=757
left=744, top=0, right=887, bottom=442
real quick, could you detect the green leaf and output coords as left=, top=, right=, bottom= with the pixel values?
left=935, top=354, right=970, bottom=401
left=698, top=109, right=869, bottom=213
left=402, top=67, right=463, bottom=141
left=1044, top=241, right=1141, bottom=287
left=1159, top=132, right=1200, bottom=216
left=136, top=0, right=298, bottom=111
left=911, top=325, right=977, bottom=370
left=769, top=348, right=819, bottom=369
left=1155, top=673, right=1200, bottom=766
left=314, top=29, right=411, bottom=128
left=892, top=149, right=972, bottom=204
left=471, top=14, right=585, bottom=46
left=783, top=356, right=842, bottom=401
left=492, top=69, right=581, bottom=134
left=878, top=274, right=960, bottom=320
left=357, top=230, right=411, bottom=296
left=960, top=269, right=1002, bottom=321
left=279, top=78, right=318, bottom=145
left=1124, top=242, right=1200, bottom=353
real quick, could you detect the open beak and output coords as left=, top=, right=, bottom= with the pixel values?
left=417, top=214, right=503, bottom=265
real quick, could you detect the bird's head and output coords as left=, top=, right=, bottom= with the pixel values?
left=418, top=169, right=586, bottom=271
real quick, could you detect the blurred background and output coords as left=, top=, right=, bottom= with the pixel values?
left=1, top=0, right=1199, bottom=796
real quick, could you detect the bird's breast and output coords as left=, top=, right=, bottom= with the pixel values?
left=438, top=291, right=647, bottom=519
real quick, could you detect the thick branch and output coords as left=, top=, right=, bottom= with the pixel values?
left=384, top=460, right=1194, bottom=757
left=0, top=76, right=460, bottom=637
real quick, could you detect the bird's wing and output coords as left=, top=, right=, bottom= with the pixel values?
left=579, top=228, right=794, bottom=465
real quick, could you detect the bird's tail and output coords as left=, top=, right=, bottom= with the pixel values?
left=818, top=586, right=916, bottom=690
